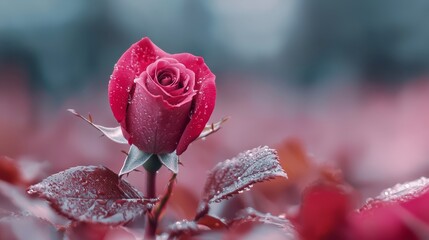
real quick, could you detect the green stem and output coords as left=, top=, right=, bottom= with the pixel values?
left=145, top=170, right=157, bottom=238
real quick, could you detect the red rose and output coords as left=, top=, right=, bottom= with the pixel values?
left=108, top=37, right=216, bottom=155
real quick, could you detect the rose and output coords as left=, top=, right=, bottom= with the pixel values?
left=108, top=37, right=216, bottom=155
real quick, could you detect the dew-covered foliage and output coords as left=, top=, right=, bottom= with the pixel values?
left=166, top=220, right=205, bottom=238
left=27, top=165, right=157, bottom=225
left=359, top=177, right=429, bottom=211
left=201, top=146, right=287, bottom=204
left=229, top=208, right=297, bottom=238
left=4, top=33, right=429, bottom=239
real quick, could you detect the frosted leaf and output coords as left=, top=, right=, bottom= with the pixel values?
left=200, top=146, right=287, bottom=205
left=27, top=166, right=157, bottom=225
left=196, top=215, right=227, bottom=230
left=196, top=117, right=228, bottom=140
left=360, top=177, right=429, bottom=211
left=67, top=109, right=128, bottom=144
left=157, top=152, right=179, bottom=174
left=119, top=145, right=153, bottom=176
left=166, top=220, right=208, bottom=238
left=229, top=207, right=297, bottom=238
left=377, top=177, right=429, bottom=201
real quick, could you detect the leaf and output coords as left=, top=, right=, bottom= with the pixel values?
left=200, top=146, right=287, bottom=205
left=297, top=183, right=354, bottom=240
left=197, top=215, right=227, bottom=230
left=157, top=152, right=179, bottom=174
left=27, top=165, right=157, bottom=225
left=166, top=220, right=209, bottom=238
left=119, top=145, right=153, bottom=176
left=350, top=177, right=429, bottom=240
left=276, top=139, right=311, bottom=183
left=359, top=177, right=429, bottom=212
left=229, top=208, right=296, bottom=238
left=197, top=117, right=229, bottom=140
left=67, top=109, right=128, bottom=144
left=0, top=156, right=21, bottom=185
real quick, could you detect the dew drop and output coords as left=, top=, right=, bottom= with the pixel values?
left=27, top=188, right=36, bottom=195
left=81, top=180, right=88, bottom=186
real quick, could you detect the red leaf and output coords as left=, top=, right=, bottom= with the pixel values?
left=197, top=215, right=227, bottom=230
left=349, top=177, right=429, bottom=240
left=229, top=208, right=295, bottom=236
left=297, top=183, right=355, bottom=240
left=167, top=220, right=209, bottom=238
left=201, top=146, right=287, bottom=205
left=0, top=156, right=21, bottom=185
left=28, top=165, right=157, bottom=225
left=358, top=177, right=429, bottom=212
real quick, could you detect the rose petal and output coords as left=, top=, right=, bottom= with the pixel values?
left=110, top=39, right=216, bottom=155
left=172, top=53, right=216, bottom=155
left=108, top=37, right=168, bottom=123
left=171, top=53, right=214, bottom=86
left=141, top=71, right=195, bottom=106
left=176, top=74, right=216, bottom=155
left=125, top=82, right=193, bottom=153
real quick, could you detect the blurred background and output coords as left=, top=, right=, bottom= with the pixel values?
left=2, top=0, right=429, bottom=213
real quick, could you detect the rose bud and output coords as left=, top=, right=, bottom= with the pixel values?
left=108, top=37, right=216, bottom=155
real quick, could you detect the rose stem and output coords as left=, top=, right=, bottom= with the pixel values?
left=145, top=170, right=157, bottom=238
left=153, top=173, right=177, bottom=223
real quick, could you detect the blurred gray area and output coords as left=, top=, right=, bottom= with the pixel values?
left=1, top=0, right=429, bottom=101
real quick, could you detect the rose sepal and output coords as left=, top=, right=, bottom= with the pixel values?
left=119, top=145, right=153, bottom=176
left=68, top=109, right=128, bottom=144
left=196, top=117, right=229, bottom=140
left=69, top=108, right=227, bottom=148
left=157, top=152, right=179, bottom=174
left=119, top=145, right=179, bottom=176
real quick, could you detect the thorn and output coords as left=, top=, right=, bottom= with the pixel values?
left=121, top=150, right=129, bottom=155
left=88, top=114, right=93, bottom=123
